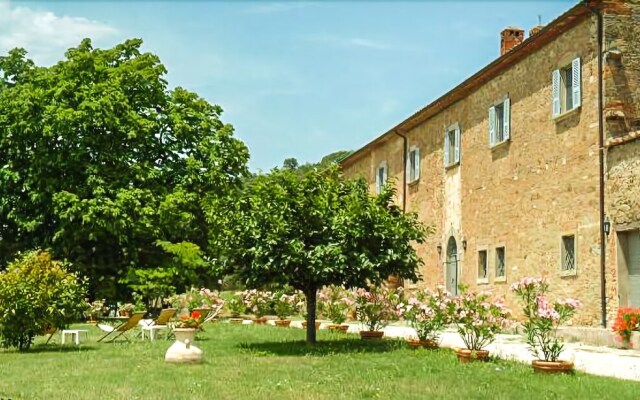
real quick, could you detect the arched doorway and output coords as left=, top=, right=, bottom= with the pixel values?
left=445, top=236, right=458, bottom=295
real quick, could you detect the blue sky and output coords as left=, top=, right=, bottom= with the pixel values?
left=1, top=1, right=575, bottom=171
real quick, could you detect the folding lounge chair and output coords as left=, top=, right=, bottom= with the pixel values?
left=97, top=311, right=146, bottom=343
left=201, top=302, right=224, bottom=325
left=140, top=308, right=177, bottom=341
left=44, top=326, right=58, bottom=345
left=192, top=304, right=224, bottom=327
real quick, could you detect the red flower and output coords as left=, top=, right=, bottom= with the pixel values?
left=613, top=307, right=640, bottom=343
left=191, top=311, right=201, bottom=319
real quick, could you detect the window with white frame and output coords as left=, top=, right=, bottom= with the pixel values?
left=375, top=161, right=388, bottom=194
left=407, top=146, right=420, bottom=183
left=495, top=247, right=506, bottom=279
left=444, top=124, right=460, bottom=167
left=478, top=250, right=488, bottom=280
left=561, top=235, right=576, bottom=272
left=552, top=57, right=581, bottom=117
left=489, top=98, right=511, bottom=146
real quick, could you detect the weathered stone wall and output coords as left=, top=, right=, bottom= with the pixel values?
left=603, top=0, right=640, bottom=131
left=603, top=1, right=640, bottom=317
left=607, top=140, right=640, bottom=228
left=342, top=12, right=633, bottom=324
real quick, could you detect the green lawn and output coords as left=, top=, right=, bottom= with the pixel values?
left=1, top=323, right=639, bottom=400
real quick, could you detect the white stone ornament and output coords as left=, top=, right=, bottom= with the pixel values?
left=165, top=328, right=203, bottom=363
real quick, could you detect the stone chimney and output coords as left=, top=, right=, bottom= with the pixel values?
left=500, top=26, right=525, bottom=56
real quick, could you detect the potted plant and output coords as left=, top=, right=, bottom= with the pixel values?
left=319, top=286, right=350, bottom=332
left=351, top=286, right=400, bottom=340
left=448, top=289, right=510, bottom=362
left=171, top=310, right=202, bottom=348
left=612, top=307, right=640, bottom=348
left=226, top=292, right=246, bottom=324
left=87, top=299, right=108, bottom=322
left=273, top=291, right=298, bottom=327
left=398, top=287, right=450, bottom=349
left=242, top=289, right=273, bottom=324
left=118, top=303, right=135, bottom=317
left=511, top=277, right=580, bottom=373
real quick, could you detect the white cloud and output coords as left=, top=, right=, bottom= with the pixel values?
left=306, top=34, right=392, bottom=51
left=0, top=1, right=118, bottom=65
left=347, top=38, right=391, bottom=50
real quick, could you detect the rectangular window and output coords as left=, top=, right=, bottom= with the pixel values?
left=561, top=235, right=576, bottom=272
left=478, top=250, right=488, bottom=280
left=489, top=98, right=510, bottom=146
left=444, top=124, right=460, bottom=167
left=495, top=247, right=506, bottom=279
left=407, top=147, right=420, bottom=183
left=552, top=57, right=581, bottom=117
left=375, top=161, right=388, bottom=194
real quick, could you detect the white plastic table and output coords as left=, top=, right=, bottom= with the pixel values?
left=141, top=325, right=168, bottom=341
left=61, top=329, right=89, bottom=345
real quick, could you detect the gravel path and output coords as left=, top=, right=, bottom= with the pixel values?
left=282, top=320, right=640, bottom=381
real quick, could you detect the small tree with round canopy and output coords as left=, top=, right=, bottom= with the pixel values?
left=210, top=166, right=431, bottom=343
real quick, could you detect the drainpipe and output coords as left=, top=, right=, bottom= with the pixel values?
left=588, top=2, right=606, bottom=328
left=394, top=130, right=408, bottom=213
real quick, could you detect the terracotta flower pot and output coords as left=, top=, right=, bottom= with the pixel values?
left=275, top=319, right=291, bottom=327
left=454, top=348, right=490, bottom=363
left=532, top=359, right=574, bottom=374
left=359, top=330, right=384, bottom=340
left=301, top=321, right=322, bottom=330
left=327, top=324, right=349, bottom=333
left=407, top=338, right=438, bottom=349
left=252, top=317, right=268, bottom=325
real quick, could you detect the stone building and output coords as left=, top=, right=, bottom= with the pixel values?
left=339, top=0, right=640, bottom=326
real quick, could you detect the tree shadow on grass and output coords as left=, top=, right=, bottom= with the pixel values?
left=238, top=338, right=407, bottom=357
left=3, top=344, right=100, bottom=354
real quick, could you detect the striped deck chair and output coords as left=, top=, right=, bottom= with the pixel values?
left=97, top=311, right=146, bottom=343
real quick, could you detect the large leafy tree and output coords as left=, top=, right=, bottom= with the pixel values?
left=211, top=166, right=430, bottom=343
left=0, top=39, right=249, bottom=298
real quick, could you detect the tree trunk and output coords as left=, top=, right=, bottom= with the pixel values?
left=304, top=287, right=317, bottom=344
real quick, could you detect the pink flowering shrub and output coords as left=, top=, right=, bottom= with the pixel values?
left=448, top=289, right=511, bottom=351
left=397, top=287, right=451, bottom=341
left=511, top=277, right=581, bottom=361
left=242, top=289, right=273, bottom=318
left=319, top=286, right=351, bottom=325
left=350, top=286, right=402, bottom=332
left=273, top=291, right=299, bottom=319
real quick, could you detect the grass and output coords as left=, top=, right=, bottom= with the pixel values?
left=1, top=323, right=639, bottom=400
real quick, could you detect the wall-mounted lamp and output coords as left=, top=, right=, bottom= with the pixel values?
left=603, top=217, right=611, bottom=236
left=436, top=244, right=442, bottom=256
left=462, top=239, right=468, bottom=251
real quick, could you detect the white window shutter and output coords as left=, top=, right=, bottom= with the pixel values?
left=454, top=127, right=461, bottom=163
left=572, top=57, right=581, bottom=109
left=405, top=151, right=411, bottom=182
left=415, top=147, right=420, bottom=180
left=375, top=167, right=381, bottom=194
left=503, top=98, right=511, bottom=141
left=444, top=131, right=450, bottom=166
left=552, top=69, right=561, bottom=117
left=489, top=106, right=496, bottom=147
